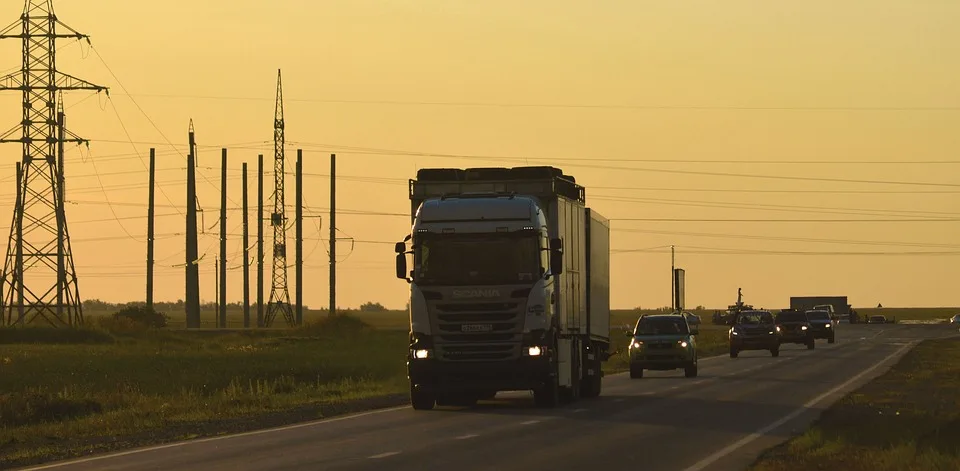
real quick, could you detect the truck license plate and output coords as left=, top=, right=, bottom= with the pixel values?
left=461, top=324, right=493, bottom=332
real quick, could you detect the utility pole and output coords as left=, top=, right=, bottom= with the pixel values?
left=295, top=149, right=303, bottom=326
left=0, top=1, right=107, bottom=327
left=242, top=162, right=250, bottom=329
left=257, top=154, right=264, bottom=328
left=185, top=122, right=200, bottom=328
left=329, top=153, right=336, bottom=317
left=214, top=256, right=219, bottom=326
left=219, top=148, right=227, bottom=329
left=671, top=245, right=675, bottom=311
left=265, top=69, right=294, bottom=327
left=147, top=148, right=156, bottom=312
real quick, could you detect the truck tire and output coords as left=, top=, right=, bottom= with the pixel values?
left=828, top=335, right=836, bottom=344
left=629, top=364, right=643, bottom=379
left=534, top=377, right=560, bottom=407
left=684, top=361, right=698, bottom=378
left=771, top=346, right=780, bottom=357
left=729, top=347, right=739, bottom=358
left=581, top=373, right=602, bottom=398
left=410, top=385, right=435, bottom=411
left=477, top=391, right=497, bottom=401
left=807, top=339, right=815, bottom=350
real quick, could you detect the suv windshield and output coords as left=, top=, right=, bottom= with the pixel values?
left=806, top=311, right=831, bottom=321
left=777, top=312, right=807, bottom=323
left=635, top=317, right=689, bottom=336
left=415, top=232, right=541, bottom=286
left=737, top=312, right=774, bottom=325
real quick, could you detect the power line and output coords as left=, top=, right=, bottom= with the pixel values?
left=593, top=195, right=960, bottom=219
left=593, top=186, right=960, bottom=195
left=610, top=218, right=960, bottom=223
left=612, top=227, right=960, bottom=249
left=111, top=93, right=960, bottom=112
left=285, top=141, right=960, bottom=189
left=612, top=246, right=960, bottom=257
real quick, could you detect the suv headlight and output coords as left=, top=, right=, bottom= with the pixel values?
left=678, top=340, right=689, bottom=348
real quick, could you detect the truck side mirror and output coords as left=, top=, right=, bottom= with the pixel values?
left=395, top=242, right=405, bottom=254
left=549, top=238, right=563, bottom=275
left=395, top=253, right=407, bottom=280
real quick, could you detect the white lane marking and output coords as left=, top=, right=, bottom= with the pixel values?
left=19, top=405, right=410, bottom=470
left=520, top=420, right=540, bottom=425
left=368, top=451, right=401, bottom=459
left=455, top=434, right=478, bottom=440
left=680, top=341, right=916, bottom=471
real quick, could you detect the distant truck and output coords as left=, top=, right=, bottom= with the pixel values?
left=790, top=296, right=849, bottom=320
left=394, top=166, right=612, bottom=410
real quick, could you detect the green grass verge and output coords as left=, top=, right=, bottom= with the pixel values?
left=749, top=337, right=960, bottom=471
left=0, top=316, right=410, bottom=468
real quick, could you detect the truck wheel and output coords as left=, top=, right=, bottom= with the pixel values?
left=477, top=391, right=497, bottom=401
left=629, top=364, right=644, bottom=379
left=828, top=335, right=836, bottom=344
left=807, top=339, right=815, bottom=350
left=729, top=347, right=739, bottom=358
left=684, top=362, right=698, bottom=378
left=581, top=372, right=602, bottom=398
left=771, top=347, right=780, bottom=357
left=534, top=377, right=560, bottom=407
left=410, top=386, right=435, bottom=411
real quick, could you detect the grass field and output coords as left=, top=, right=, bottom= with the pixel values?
left=0, top=316, right=410, bottom=467
left=749, top=337, right=960, bottom=471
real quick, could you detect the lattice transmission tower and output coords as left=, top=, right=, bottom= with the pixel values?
left=264, top=69, right=294, bottom=327
left=0, top=1, right=107, bottom=327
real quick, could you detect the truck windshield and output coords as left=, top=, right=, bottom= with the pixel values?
left=806, top=311, right=831, bottom=321
left=415, top=233, right=541, bottom=286
left=635, top=317, right=688, bottom=336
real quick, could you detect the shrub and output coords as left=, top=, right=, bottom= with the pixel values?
left=113, top=305, right=168, bottom=329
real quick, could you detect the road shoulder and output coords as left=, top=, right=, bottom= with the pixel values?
left=748, top=337, right=960, bottom=471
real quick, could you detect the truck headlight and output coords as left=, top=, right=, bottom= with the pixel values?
left=630, top=339, right=643, bottom=349
left=776, top=326, right=781, bottom=332
left=527, top=346, right=543, bottom=357
left=825, top=324, right=831, bottom=328
left=413, top=349, right=430, bottom=359
left=679, top=340, right=688, bottom=348
left=801, top=325, right=808, bottom=330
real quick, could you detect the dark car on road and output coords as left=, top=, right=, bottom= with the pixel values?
left=775, top=309, right=815, bottom=350
left=804, top=309, right=836, bottom=343
left=729, top=310, right=781, bottom=358
left=628, top=313, right=699, bottom=379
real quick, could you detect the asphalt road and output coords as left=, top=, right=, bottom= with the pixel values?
left=20, top=324, right=958, bottom=471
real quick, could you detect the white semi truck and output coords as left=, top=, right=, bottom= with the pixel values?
left=394, top=166, right=611, bottom=410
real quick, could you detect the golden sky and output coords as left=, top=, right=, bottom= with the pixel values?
left=0, top=0, right=957, bottom=311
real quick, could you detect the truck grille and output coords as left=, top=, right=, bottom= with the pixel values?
left=431, top=301, right=524, bottom=361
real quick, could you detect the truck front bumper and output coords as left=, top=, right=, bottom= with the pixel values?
left=407, top=357, right=552, bottom=394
